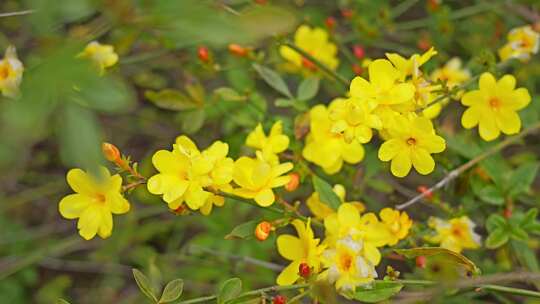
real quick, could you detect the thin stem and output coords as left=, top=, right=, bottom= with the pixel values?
left=478, top=284, right=540, bottom=298
left=281, top=42, right=349, bottom=87
left=176, top=284, right=309, bottom=304
left=289, top=289, right=310, bottom=303
left=396, top=122, right=540, bottom=210
left=0, top=9, right=35, bottom=18
left=391, top=0, right=420, bottom=19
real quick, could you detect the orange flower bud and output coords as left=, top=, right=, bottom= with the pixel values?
left=197, top=46, right=210, bottom=62
left=417, top=185, right=433, bottom=200
left=416, top=255, right=427, bottom=268
left=102, top=142, right=121, bottom=162
left=285, top=173, right=300, bottom=192
left=325, top=16, right=336, bottom=30
left=301, top=57, right=316, bottom=71
left=228, top=44, right=248, bottom=57
left=255, top=221, right=272, bottom=241
left=417, top=38, right=431, bottom=51
left=352, top=45, right=365, bottom=59
left=298, top=262, right=310, bottom=278
left=341, top=9, right=353, bottom=19
left=352, top=64, right=363, bottom=75
left=503, top=207, right=512, bottom=219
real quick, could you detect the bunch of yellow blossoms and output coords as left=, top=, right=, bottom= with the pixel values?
left=426, top=216, right=482, bottom=253
left=277, top=204, right=412, bottom=291
left=498, top=25, right=539, bottom=62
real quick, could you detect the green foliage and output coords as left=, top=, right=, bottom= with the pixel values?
left=159, top=279, right=184, bottom=304
left=312, top=175, right=342, bottom=210
left=352, top=281, right=403, bottom=303
left=217, top=278, right=242, bottom=304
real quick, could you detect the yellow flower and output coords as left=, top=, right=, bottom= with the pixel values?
left=426, top=216, right=482, bottom=253
left=79, top=41, right=119, bottom=73
left=246, top=121, right=289, bottom=165
left=58, top=167, right=130, bottom=240
left=302, top=103, right=365, bottom=174
left=379, top=208, right=413, bottom=246
left=0, top=46, right=23, bottom=98
left=430, top=58, right=471, bottom=89
left=324, top=204, right=391, bottom=266
left=386, top=47, right=437, bottom=81
left=319, top=239, right=378, bottom=291
left=276, top=219, right=325, bottom=285
left=498, top=25, right=539, bottom=62
left=461, top=73, right=531, bottom=141
left=307, top=184, right=365, bottom=220
left=280, top=25, right=339, bottom=73
left=328, top=97, right=382, bottom=144
left=147, top=136, right=233, bottom=214
left=232, top=155, right=293, bottom=206
left=378, top=114, right=446, bottom=177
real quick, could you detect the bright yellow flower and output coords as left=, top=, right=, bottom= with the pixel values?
left=378, top=114, right=446, bottom=177
left=498, top=25, right=539, bottom=62
left=386, top=47, right=437, bottom=81
left=59, top=167, right=130, bottom=240
left=379, top=208, right=413, bottom=246
left=461, top=73, right=531, bottom=141
left=280, top=25, right=339, bottom=73
left=324, top=204, right=391, bottom=265
left=232, top=155, right=293, bottom=206
left=426, top=216, right=482, bottom=253
left=302, top=103, right=365, bottom=174
left=147, top=136, right=233, bottom=214
left=276, top=219, right=325, bottom=285
left=79, top=41, right=119, bottom=73
left=246, top=121, right=289, bottom=165
left=0, top=46, right=23, bottom=98
left=306, top=184, right=365, bottom=220
left=430, top=57, right=471, bottom=89
left=328, top=97, right=382, bottom=144
left=319, top=239, right=378, bottom=291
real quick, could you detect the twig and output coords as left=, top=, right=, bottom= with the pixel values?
left=0, top=9, right=35, bottom=18
left=186, top=245, right=284, bottom=272
left=391, top=0, right=420, bottom=19
left=281, top=42, right=349, bottom=87
left=396, top=122, right=540, bottom=210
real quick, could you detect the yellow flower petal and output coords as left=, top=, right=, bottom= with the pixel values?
left=277, top=235, right=304, bottom=260
left=107, top=192, right=130, bottom=214
left=496, top=110, right=521, bottom=135
left=411, top=148, right=435, bottom=175
left=66, top=168, right=94, bottom=195
left=461, top=107, right=480, bottom=129
left=378, top=138, right=402, bottom=161
left=77, top=205, right=102, bottom=240
left=254, top=188, right=275, bottom=206
left=59, top=194, right=92, bottom=219
left=391, top=151, right=412, bottom=178
left=276, top=260, right=301, bottom=285
left=479, top=73, right=496, bottom=91
left=478, top=116, right=500, bottom=141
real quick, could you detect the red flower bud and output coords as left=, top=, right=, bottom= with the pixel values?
left=416, top=185, right=433, bottom=200
left=352, top=45, right=365, bottom=59
left=341, top=9, right=353, bottom=19
left=301, top=57, right=316, bottom=71
left=352, top=64, right=363, bottom=75
left=197, top=46, right=210, bottom=62
left=255, top=221, right=273, bottom=241
left=298, top=262, right=310, bottom=278
left=416, top=255, right=427, bottom=268
left=503, top=207, right=512, bottom=219
left=285, top=173, right=300, bottom=192
left=273, top=295, right=287, bottom=304
left=325, top=16, right=336, bottom=30
left=228, top=44, right=249, bottom=57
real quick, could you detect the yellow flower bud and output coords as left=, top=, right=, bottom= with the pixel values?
left=102, top=142, right=121, bottom=162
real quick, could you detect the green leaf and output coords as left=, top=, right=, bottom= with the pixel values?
left=353, top=281, right=403, bottom=303
left=296, top=77, right=320, bottom=101
left=56, top=300, right=71, bottom=304
left=312, top=175, right=341, bottom=210
left=475, top=185, right=505, bottom=205
left=394, top=247, right=481, bottom=275
left=509, top=225, right=529, bottom=242
left=132, top=268, right=158, bottom=302
left=217, top=278, right=242, bottom=304
left=77, top=75, right=134, bottom=113
left=520, top=208, right=538, bottom=228
left=214, top=87, right=247, bottom=102
left=485, top=228, right=509, bottom=249
left=159, top=279, right=184, bottom=303
left=145, top=89, right=200, bottom=111
left=511, top=240, right=539, bottom=272
left=486, top=214, right=507, bottom=232
left=178, top=109, right=206, bottom=134
left=252, top=63, right=292, bottom=98
left=225, top=221, right=258, bottom=240
left=506, top=162, right=539, bottom=197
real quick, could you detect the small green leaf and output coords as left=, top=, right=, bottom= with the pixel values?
left=145, top=89, right=200, bottom=111
left=252, top=63, right=292, bottom=98
left=214, top=87, right=247, bottom=102
left=486, top=214, right=507, bottom=232
left=520, top=208, right=538, bottom=229
left=217, top=278, right=242, bottom=304
left=395, top=247, right=481, bottom=275
left=178, top=109, right=206, bottom=134
left=511, top=240, right=539, bottom=272
left=296, top=77, right=319, bottom=101
left=275, top=98, right=295, bottom=107
left=506, top=162, right=539, bottom=197
left=225, top=221, right=258, bottom=240
left=132, top=268, right=158, bottom=302
left=312, top=175, right=341, bottom=210
left=56, top=300, right=71, bottom=304
left=159, top=279, right=184, bottom=303
left=476, top=185, right=505, bottom=205
left=485, top=228, right=510, bottom=249
left=509, top=225, right=529, bottom=242
left=353, top=281, right=403, bottom=303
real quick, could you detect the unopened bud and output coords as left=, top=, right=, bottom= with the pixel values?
left=416, top=255, right=427, bottom=268
left=503, top=207, right=512, bottom=219
left=417, top=185, right=433, bottom=200
left=352, top=64, right=363, bottom=75
left=325, top=16, right=336, bottom=30
left=255, top=221, right=272, bottom=241
left=285, top=173, right=300, bottom=192
left=298, top=262, right=310, bottom=278
left=341, top=9, right=353, bottom=19
left=102, top=142, right=121, bottom=162
left=273, top=295, right=287, bottom=304
left=352, top=45, right=365, bottom=59
left=228, top=44, right=249, bottom=57
left=301, top=57, right=316, bottom=71
left=198, top=46, right=210, bottom=62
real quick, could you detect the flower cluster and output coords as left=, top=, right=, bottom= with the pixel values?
left=426, top=216, right=482, bottom=253
left=498, top=25, right=539, bottom=62
left=277, top=204, right=412, bottom=291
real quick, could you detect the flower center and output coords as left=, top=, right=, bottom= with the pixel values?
left=451, top=227, right=463, bottom=237
left=339, top=253, right=353, bottom=271
left=0, top=65, right=9, bottom=80
left=407, top=137, right=417, bottom=146
left=95, top=193, right=106, bottom=203
left=489, top=97, right=501, bottom=109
